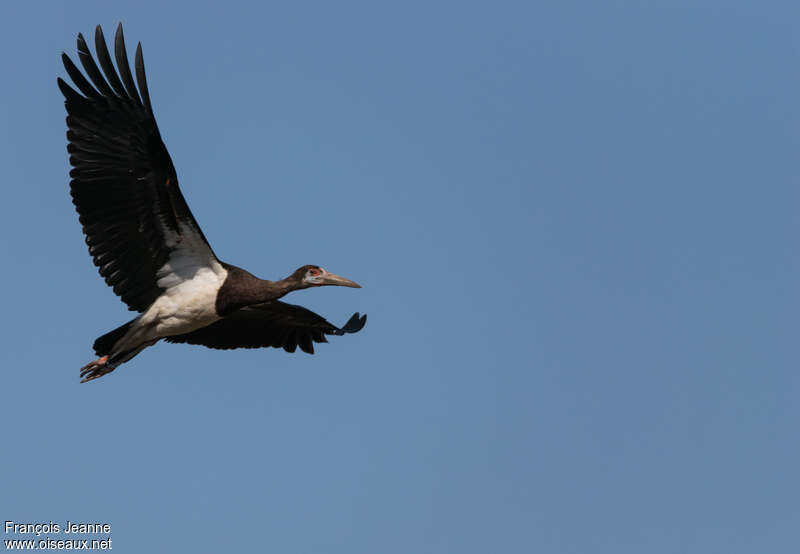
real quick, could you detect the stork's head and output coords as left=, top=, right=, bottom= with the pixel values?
left=294, top=265, right=361, bottom=289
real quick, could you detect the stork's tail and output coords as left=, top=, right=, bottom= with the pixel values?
left=93, top=319, right=135, bottom=356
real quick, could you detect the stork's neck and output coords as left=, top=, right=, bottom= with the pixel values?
left=267, top=275, right=302, bottom=298
left=215, top=263, right=304, bottom=316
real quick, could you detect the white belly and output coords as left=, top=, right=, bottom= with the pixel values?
left=139, top=258, right=229, bottom=338
left=106, top=223, right=231, bottom=356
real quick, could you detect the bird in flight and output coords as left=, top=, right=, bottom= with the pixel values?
left=59, top=24, right=366, bottom=382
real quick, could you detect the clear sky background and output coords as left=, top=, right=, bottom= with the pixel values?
left=0, top=1, right=798, bottom=552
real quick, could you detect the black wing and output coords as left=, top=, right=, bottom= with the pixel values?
left=165, top=302, right=367, bottom=354
left=59, top=24, right=216, bottom=312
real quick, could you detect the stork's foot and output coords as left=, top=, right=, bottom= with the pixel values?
left=80, top=356, right=115, bottom=383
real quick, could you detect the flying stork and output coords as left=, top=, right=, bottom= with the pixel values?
left=58, top=24, right=366, bottom=382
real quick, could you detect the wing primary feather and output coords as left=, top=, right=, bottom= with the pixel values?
left=134, top=43, right=153, bottom=115
left=113, top=23, right=142, bottom=104
left=57, top=77, right=85, bottom=103
left=94, top=25, right=128, bottom=98
left=330, top=313, right=367, bottom=335
left=61, top=53, right=100, bottom=99
left=76, top=33, right=115, bottom=98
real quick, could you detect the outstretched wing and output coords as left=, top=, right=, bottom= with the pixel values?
left=165, top=302, right=367, bottom=354
left=59, top=24, right=217, bottom=312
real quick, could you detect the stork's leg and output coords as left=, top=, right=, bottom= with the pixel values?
left=80, top=356, right=114, bottom=383
left=78, top=339, right=158, bottom=383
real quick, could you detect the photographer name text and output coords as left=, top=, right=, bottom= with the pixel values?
left=5, top=522, right=110, bottom=536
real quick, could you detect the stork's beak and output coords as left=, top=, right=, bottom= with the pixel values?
left=320, top=272, right=361, bottom=288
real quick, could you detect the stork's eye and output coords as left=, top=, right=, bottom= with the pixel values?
left=309, top=268, right=321, bottom=276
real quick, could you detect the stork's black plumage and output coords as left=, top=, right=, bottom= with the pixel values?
left=166, top=305, right=367, bottom=353
left=60, top=24, right=366, bottom=382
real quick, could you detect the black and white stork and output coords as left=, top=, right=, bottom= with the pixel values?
left=59, top=24, right=366, bottom=382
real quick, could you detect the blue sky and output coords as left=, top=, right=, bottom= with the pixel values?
left=1, top=1, right=798, bottom=552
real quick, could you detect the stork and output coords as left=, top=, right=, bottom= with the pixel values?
left=58, top=24, right=366, bottom=382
